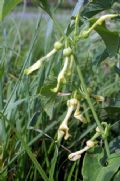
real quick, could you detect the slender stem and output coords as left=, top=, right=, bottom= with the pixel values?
left=51, top=15, right=67, bottom=39
left=74, top=57, right=103, bottom=130
left=83, top=103, right=91, bottom=123
left=74, top=56, right=110, bottom=157
left=74, top=12, right=80, bottom=38
left=104, top=139, right=110, bottom=157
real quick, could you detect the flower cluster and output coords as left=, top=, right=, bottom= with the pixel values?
left=24, top=13, right=116, bottom=162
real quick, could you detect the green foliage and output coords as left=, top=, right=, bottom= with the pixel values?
left=82, top=147, right=120, bottom=181
left=113, top=171, right=120, bottom=181
left=0, top=0, right=21, bottom=20
left=82, top=0, right=118, bottom=17
left=95, top=25, right=119, bottom=57
left=40, top=75, right=57, bottom=119
left=109, top=136, right=120, bottom=153
left=33, top=0, right=52, bottom=17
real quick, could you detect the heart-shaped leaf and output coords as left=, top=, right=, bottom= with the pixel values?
left=82, top=147, right=120, bottom=181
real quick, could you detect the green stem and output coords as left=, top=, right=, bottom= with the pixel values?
left=83, top=103, right=91, bottom=123
left=74, top=56, right=110, bottom=157
left=104, top=139, right=110, bottom=157
left=0, top=84, right=6, bottom=143
left=74, top=12, right=80, bottom=38
left=51, top=15, right=67, bottom=39
left=74, top=57, right=102, bottom=130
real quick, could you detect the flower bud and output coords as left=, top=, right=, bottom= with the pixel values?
left=87, top=87, right=92, bottom=95
left=86, top=140, right=95, bottom=148
left=63, top=47, right=72, bottom=57
left=54, top=41, right=63, bottom=51
left=96, top=127, right=101, bottom=133
left=80, top=31, right=89, bottom=38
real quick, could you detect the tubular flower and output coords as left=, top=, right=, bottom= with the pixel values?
left=24, top=60, right=43, bottom=75
left=79, top=14, right=119, bottom=39
left=57, top=98, right=78, bottom=141
left=52, top=56, right=69, bottom=92
left=68, top=146, right=89, bottom=161
left=96, top=126, right=101, bottom=133
left=52, top=47, right=73, bottom=92
left=68, top=140, right=96, bottom=161
left=24, top=41, right=63, bottom=75
left=66, top=54, right=74, bottom=77
left=86, top=140, right=95, bottom=148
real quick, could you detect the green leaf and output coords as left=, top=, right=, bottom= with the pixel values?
left=95, top=25, right=119, bottom=57
left=37, top=0, right=52, bottom=17
left=48, top=146, right=58, bottom=181
left=89, top=18, right=119, bottom=57
left=0, top=66, right=4, bottom=79
left=0, top=113, right=49, bottom=181
left=40, top=75, right=57, bottom=97
left=17, top=132, right=49, bottom=181
left=82, top=147, right=103, bottom=181
left=109, top=136, right=120, bottom=154
left=40, top=75, right=57, bottom=119
left=104, top=106, right=120, bottom=114
left=67, top=162, right=76, bottom=181
left=111, top=120, right=120, bottom=135
left=114, top=65, right=120, bottom=75
left=40, top=93, right=56, bottom=119
left=113, top=171, right=120, bottom=181
left=0, top=0, right=21, bottom=21
left=0, top=169, right=7, bottom=181
left=93, top=49, right=109, bottom=65
left=82, top=0, right=117, bottom=18
left=82, top=147, right=120, bottom=181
